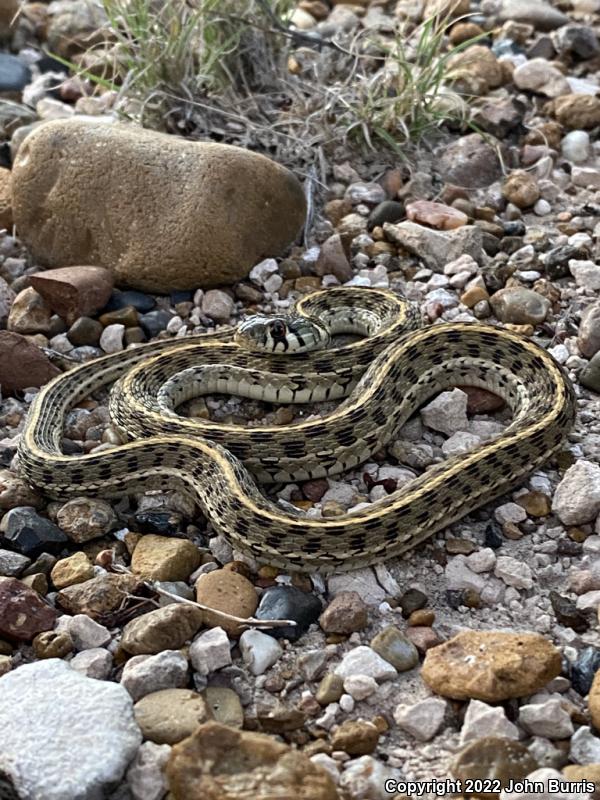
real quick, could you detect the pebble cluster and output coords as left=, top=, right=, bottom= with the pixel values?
left=0, top=0, right=600, bottom=799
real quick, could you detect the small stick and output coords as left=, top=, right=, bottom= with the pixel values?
left=111, top=562, right=297, bottom=630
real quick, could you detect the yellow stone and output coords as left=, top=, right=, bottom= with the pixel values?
left=50, top=551, right=94, bottom=589
left=131, top=534, right=201, bottom=582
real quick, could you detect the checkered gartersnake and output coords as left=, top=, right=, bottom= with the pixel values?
left=18, top=288, right=576, bottom=573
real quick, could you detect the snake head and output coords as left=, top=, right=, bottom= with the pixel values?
left=235, top=316, right=291, bottom=352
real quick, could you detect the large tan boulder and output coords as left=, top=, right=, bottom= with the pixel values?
left=167, top=721, right=339, bottom=800
left=11, top=119, right=306, bottom=293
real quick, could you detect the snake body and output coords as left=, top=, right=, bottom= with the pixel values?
left=18, top=288, right=576, bottom=573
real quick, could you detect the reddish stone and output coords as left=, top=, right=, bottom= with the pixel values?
left=302, top=479, right=329, bottom=503
left=314, top=235, right=352, bottom=282
left=0, top=577, right=57, bottom=641
left=406, top=200, right=468, bottom=231
left=457, top=385, right=505, bottom=413
left=0, top=331, right=60, bottom=394
left=30, top=266, right=114, bottom=324
left=405, top=626, right=442, bottom=653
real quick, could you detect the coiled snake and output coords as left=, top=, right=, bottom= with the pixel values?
left=18, top=288, right=576, bottom=573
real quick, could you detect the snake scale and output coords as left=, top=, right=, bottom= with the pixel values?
left=18, top=287, right=576, bottom=573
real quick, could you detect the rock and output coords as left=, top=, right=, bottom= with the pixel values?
left=326, top=569, right=386, bottom=605
left=551, top=591, right=589, bottom=633
left=0, top=506, right=68, bottom=557
left=0, top=275, right=15, bottom=327
left=55, top=496, right=117, bottom=543
left=562, top=131, right=591, bottom=164
left=548, top=95, right=600, bottom=130
left=421, top=388, right=468, bottom=435
left=201, top=289, right=234, bottom=323
left=570, top=726, right=600, bottom=765
left=255, top=585, right=322, bottom=641
left=0, top=659, right=141, bottom=800
left=473, top=97, right=523, bottom=138
left=518, top=491, right=552, bottom=518
left=189, top=626, right=232, bottom=676
left=99, top=322, right=124, bottom=353
left=562, top=765, right=600, bottom=797
left=572, top=168, right=600, bottom=190
left=581, top=353, right=600, bottom=394
left=316, top=673, right=344, bottom=705
left=490, top=287, right=550, bottom=325
left=0, top=167, right=12, bottom=231
left=343, top=674, right=378, bottom=701
left=57, top=573, right=139, bottom=619
left=452, top=737, right=538, bottom=790
left=131, top=535, right=201, bottom=582
left=0, top=54, right=31, bottom=93
left=30, top=266, right=114, bottom=324
left=501, top=767, right=582, bottom=799
left=319, top=591, right=368, bottom=635
left=0, top=472, right=43, bottom=513
left=448, top=45, right=504, bottom=95
left=393, top=697, right=447, bottom=741
left=553, top=461, right=600, bottom=526
left=45, top=0, right=108, bottom=57
left=370, top=626, right=419, bottom=672
left=502, top=171, right=541, bottom=209
left=0, top=548, right=30, bottom=577
left=314, top=235, right=353, bottom=282
left=0, top=576, right=57, bottom=641
left=588, top=670, right=600, bottom=731
left=70, top=647, right=113, bottom=680
left=7, top=286, right=53, bottom=334
left=460, top=699, right=519, bottom=744
left=50, top=551, right=95, bottom=589
left=367, top=201, right=404, bottom=231
left=66, top=614, right=111, bottom=651
left=546, top=244, right=591, bottom=280
left=121, top=649, right=189, bottom=702
left=0, top=0, right=18, bottom=41
left=384, top=220, right=483, bottom=271
left=134, top=688, right=213, bottom=745
left=513, top=59, right=570, bottom=98
left=11, top=119, right=306, bottom=293
left=445, top=555, right=486, bottom=593
left=121, top=604, right=204, bottom=655
left=421, top=630, right=562, bottom=701
left=437, top=133, right=503, bottom=188
left=195, top=569, right=258, bottom=636
left=465, top=548, right=497, bottom=573
left=202, top=686, right=244, bottom=728
left=519, top=698, right=574, bottom=739
left=239, top=629, right=282, bottom=675
left=345, top=182, right=386, bottom=206
left=496, top=0, right=569, bottom=30
left=495, top=556, right=534, bottom=590
left=167, top=721, right=338, bottom=800
left=571, top=648, right=600, bottom=696
left=126, top=741, right=171, bottom=800
left=405, top=200, right=468, bottom=230
left=0, top=332, right=61, bottom=393
left=570, top=261, right=600, bottom=291
left=32, top=629, right=73, bottom=659
left=554, top=24, right=600, bottom=59
left=330, top=719, right=380, bottom=756
left=335, top=646, right=397, bottom=682
left=67, top=316, right=103, bottom=347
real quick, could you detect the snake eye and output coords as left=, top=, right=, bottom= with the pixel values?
left=270, top=320, right=287, bottom=340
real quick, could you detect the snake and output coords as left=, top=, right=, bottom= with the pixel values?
left=17, top=287, right=576, bottom=574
